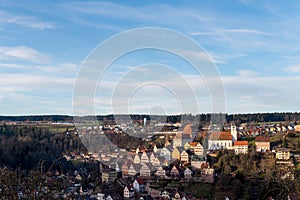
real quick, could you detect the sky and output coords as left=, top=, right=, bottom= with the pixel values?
left=0, top=0, right=300, bottom=115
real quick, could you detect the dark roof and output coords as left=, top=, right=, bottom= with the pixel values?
left=182, top=134, right=192, bottom=139
left=135, top=178, right=144, bottom=185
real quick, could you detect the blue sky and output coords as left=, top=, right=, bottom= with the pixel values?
left=1, top=0, right=300, bottom=115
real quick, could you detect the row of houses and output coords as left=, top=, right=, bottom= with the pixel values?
left=208, top=135, right=270, bottom=154
left=205, top=124, right=273, bottom=154
left=124, top=186, right=190, bottom=200
left=238, top=124, right=300, bottom=137
left=122, top=164, right=214, bottom=199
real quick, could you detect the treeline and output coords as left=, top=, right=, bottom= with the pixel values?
left=226, top=112, right=300, bottom=123
left=0, top=115, right=73, bottom=122
left=1, top=112, right=300, bottom=124
left=98, top=113, right=300, bottom=124
left=0, top=125, right=86, bottom=170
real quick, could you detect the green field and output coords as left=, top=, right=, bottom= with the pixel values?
left=38, top=124, right=76, bottom=133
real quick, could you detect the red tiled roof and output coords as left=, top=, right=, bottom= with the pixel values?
left=183, top=124, right=192, bottom=134
left=136, top=178, right=144, bottom=185
left=209, top=132, right=232, bottom=140
left=201, top=131, right=207, bottom=138
left=200, top=163, right=208, bottom=169
left=234, top=141, right=248, bottom=146
left=190, top=142, right=198, bottom=147
left=137, top=145, right=147, bottom=152
left=255, top=136, right=270, bottom=142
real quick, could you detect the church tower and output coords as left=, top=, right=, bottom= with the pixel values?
left=231, top=124, right=237, bottom=142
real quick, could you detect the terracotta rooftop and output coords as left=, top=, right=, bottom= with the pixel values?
left=136, top=178, right=144, bottom=185
left=190, top=142, right=198, bottom=147
left=209, top=132, right=232, bottom=140
left=201, top=131, right=207, bottom=138
left=183, top=124, right=192, bottom=135
left=255, top=136, right=270, bottom=142
left=137, top=145, right=147, bottom=152
left=234, top=141, right=248, bottom=146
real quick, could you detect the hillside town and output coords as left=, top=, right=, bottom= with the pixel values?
left=1, top=115, right=300, bottom=199
left=57, top=118, right=300, bottom=199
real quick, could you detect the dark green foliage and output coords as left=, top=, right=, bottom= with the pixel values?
left=0, top=115, right=73, bottom=122
left=1, top=112, right=300, bottom=125
left=226, top=112, right=300, bottom=124
left=0, top=125, right=86, bottom=170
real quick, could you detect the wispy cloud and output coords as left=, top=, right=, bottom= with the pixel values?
left=222, top=73, right=300, bottom=113
left=189, top=31, right=218, bottom=36
left=0, top=46, right=50, bottom=63
left=0, top=10, right=55, bottom=30
left=220, top=29, right=272, bottom=36
left=61, top=1, right=211, bottom=30
left=0, top=63, right=25, bottom=69
left=208, top=52, right=247, bottom=64
left=1, top=1, right=300, bottom=114
left=6, top=16, right=54, bottom=30
left=283, top=65, right=300, bottom=73
left=62, top=1, right=150, bottom=21
left=237, top=70, right=259, bottom=77
left=0, top=72, right=74, bottom=94
left=35, top=63, right=79, bottom=75
left=238, top=0, right=254, bottom=4
left=90, top=68, right=300, bottom=114
left=190, top=29, right=272, bottom=36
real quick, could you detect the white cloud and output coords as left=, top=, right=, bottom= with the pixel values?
left=0, top=71, right=76, bottom=115
left=283, top=65, right=300, bottom=73
left=6, top=16, right=54, bottom=30
left=1, top=1, right=300, bottom=114
left=0, top=10, right=55, bottom=30
left=0, top=63, right=25, bottom=69
left=34, top=63, right=79, bottom=74
left=0, top=73, right=74, bottom=93
left=63, top=1, right=150, bottom=21
left=190, top=29, right=271, bottom=36
left=208, top=52, right=247, bottom=64
left=178, top=50, right=213, bottom=63
left=89, top=69, right=300, bottom=114
left=220, top=29, right=272, bottom=36
left=2, top=65, right=299, bottom=115
left=61, top=1, right=300, bottom=56
left=62, top=1, right=211, bottom=30
left=0, top=46, right=50, bottom=63
left=223, top=74, right=300, bottom=113
left=237, top=70, right=259, bottom=77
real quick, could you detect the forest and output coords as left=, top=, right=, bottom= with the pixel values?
left=0, top=125, right=85, bottom=170
left=1, top=112, right=300, bottom=124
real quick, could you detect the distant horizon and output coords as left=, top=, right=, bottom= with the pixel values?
left=1, top=111, right=300, bottom=117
